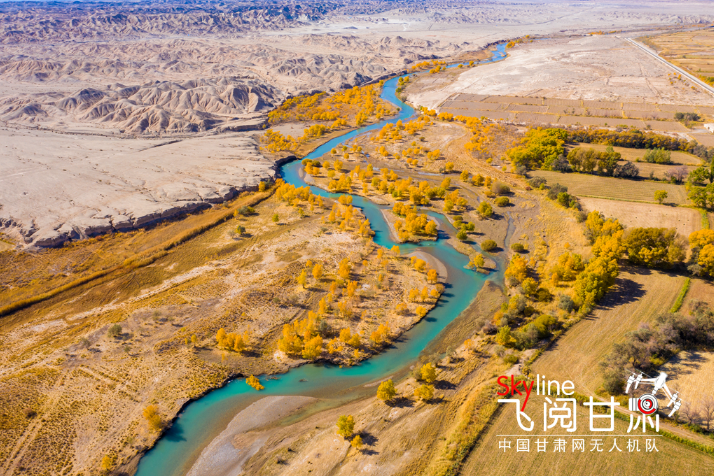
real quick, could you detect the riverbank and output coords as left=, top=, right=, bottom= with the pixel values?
left=186, top=396, right=317, bottom=476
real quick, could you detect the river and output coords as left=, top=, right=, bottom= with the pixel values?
left=135, top=42, right=508, bottom=476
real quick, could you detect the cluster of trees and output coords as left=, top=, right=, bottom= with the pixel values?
left=642, top=148, right=671, bottom=164
left=216, top=328, right=250, bottom=353
left=563, top=147, right=624, bottom=176
left=569, top=128, right=692, bottom=152
left=687, top=162, right=714, bottom=209
left=600, top=304, right=714, bottom=395
left=689, top=229, right=714, bottom=278
left=675, top=112, right=701, bottom=122
left=142, top=405, right=163, bottom=432
left=506, top=128, right=567, bottom=170
left=394, top=207, right=438, bottom=241
left=268, top=83, right=390, bottom=128
left=277, top=313, right=325, bottom=360
left=622, top=227, right=685, bottom=268
left=246, top=375, right=264, bottom=391
left=410, top=59, right=447, bottom=72
left=549, top=252, right=585, bottom=285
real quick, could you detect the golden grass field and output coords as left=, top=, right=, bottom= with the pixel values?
left=578, top=197, right=702, bottom=238
left=462, top=394, right=714, bottom=476
left=532, top=267, right=684, bottom=396
left=661, top=279, right=714, bottom=419
left=530, top=171, right=690, bottom=204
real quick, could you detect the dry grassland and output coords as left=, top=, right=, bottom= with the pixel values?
left=579, top=197, right=702, bottom=238
left=530, top=171, right=690, bottom=205
left=462, top=394, right=714, bottom=476
left=0, top=187, right=442, bottom=475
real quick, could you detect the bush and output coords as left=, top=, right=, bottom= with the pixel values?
left=558, top=294, right=574, bottom=312
left=546, top=183, right=568, bottom=201
left=492, top=181, right=510, bottom=195
left=552, top=154, right=571, bottom=172
left=456, top=229, right=468, bottom=241
left=511, top=243, right=525, bottom=252
left=107, top=324, right=122, bottom=338
left=536, top=288, right=553, bottom=302
left=528, top=176, right=547, bottom=188
left=643, top=148, right=671, bottom=164
left=481, top=239, right=498, bottom=251
left=503, top=354, right=519, bottom=365
left=477, top=201, right=493, bottom=218
left=495, top=197, right=510, bottom=207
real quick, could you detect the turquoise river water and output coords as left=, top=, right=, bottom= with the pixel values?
left=135, top=43, right=508, bottom=476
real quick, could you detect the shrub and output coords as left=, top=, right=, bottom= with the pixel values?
left=546, top=183, right=568, bottom=201
left=536, top=288, right=553, bottom=302
left=503, top=354, right=519, bottom=365
left=477, top=201, right=493, bottom=218
left=107, top=324, right=122, bottom=338
left=528, top=176, right=547, bottom=188
left=511, top=243, right=525, bottom=252
left=643, top=148, right=671, bottom=164
left=558, top=294, right=574, bottom=312
left=492, top=181, right=510, bottom=196
left=495, top=197, right=510, bottom=207
left=456, top=229, right=468, bottom=241
left=481, top=239, right=498, bottom=251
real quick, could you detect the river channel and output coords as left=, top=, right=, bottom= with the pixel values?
left=135, top=42, right=508, bottom=476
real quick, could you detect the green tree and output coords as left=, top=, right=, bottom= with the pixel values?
left=495, top=326, right=513, bottom=346
left=456, top=229, right=468, bottom=241
left=377, top=379, right=397, bottom=403
left=654, top=190, right=668, bottom=205
left=336, top=415, right=355, bottom=438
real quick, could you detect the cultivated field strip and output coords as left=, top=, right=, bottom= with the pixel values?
left=530, top=171, right=690, bottom=204
left=439, top=92, right=711, bottom=132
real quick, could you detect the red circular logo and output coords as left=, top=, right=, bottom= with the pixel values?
left=638, top=394, right=658, bottom=415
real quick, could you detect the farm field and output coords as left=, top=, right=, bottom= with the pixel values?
left=662, top=350, right=714, bottom=418
left=532, top=267, right=684, bottom=396
left=644, top=29, right=714, bottom=89
left=578, top=197, right=702, bottom=238
left=462, top=393, right=714, bottom=476
left=530, top=171, right=690, bottom=204
left=691, top=133, right=714, bottom=147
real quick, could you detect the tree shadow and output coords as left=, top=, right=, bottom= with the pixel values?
left=595, top=276, right=646, bottom=311
left=434, top=379, right=456, bottom=391
left=389, top=396, right=414, bottom=408
left=359, top=432, right=380, bottom=455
